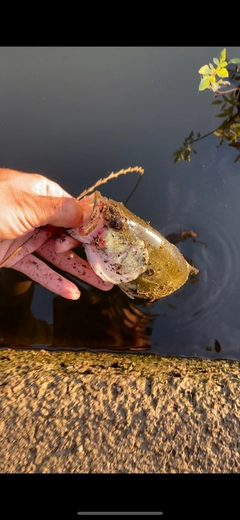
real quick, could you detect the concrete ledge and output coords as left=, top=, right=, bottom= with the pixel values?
left=0, top=350, right=239, bottom=473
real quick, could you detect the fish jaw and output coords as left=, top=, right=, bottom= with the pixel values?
left=68, top=191, right=103, bottom=244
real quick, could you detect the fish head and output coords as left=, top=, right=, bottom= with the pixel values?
left=68, top=191, right=149, bottom=284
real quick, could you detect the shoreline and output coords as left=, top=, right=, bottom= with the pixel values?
left=0, top=349, right=239, bottom=472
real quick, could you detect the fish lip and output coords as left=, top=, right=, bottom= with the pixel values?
left=68, top=191, right=104, bottom=243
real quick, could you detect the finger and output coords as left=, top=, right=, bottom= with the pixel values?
left=0, top=235, right=31, bottom=266
left=32, top=184, right=94, bottom=229
left=54, top=234, right=80, bottom=253
left=13, top=253, right=81, bottom=300
left=37, top=239, right=113, bottom=291
left=0, top=228, right=53, bottom=268
left=36, top=196, right=85, bottom=229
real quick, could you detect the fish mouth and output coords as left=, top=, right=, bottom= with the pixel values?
left=69, top=191, right=104, bottom=244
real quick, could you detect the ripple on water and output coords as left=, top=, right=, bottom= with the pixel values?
left=147, top=214, right=240, bottom=358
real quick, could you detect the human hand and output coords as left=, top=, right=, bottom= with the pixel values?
left=0, top=169, right=113, bottom=298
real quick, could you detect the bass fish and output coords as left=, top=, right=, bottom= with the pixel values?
left=68, top=190, right=198, bottom=302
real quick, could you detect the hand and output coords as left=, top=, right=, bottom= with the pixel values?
left=0, top=169, right=113, bottom=298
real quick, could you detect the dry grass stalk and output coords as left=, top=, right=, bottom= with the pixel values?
left=76, top=166, right=144, bottom=200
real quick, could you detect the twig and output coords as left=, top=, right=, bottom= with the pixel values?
left=214, top=87, right=240, bottom=96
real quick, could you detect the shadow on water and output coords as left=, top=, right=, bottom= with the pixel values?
left=0, top=232, right=200, bottom=355
left=0, top=267, right=154, bottom=353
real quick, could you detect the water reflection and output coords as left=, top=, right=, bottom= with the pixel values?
left=0, top=269, right=52, bottom=347
left=0, top=231, right=200, bottom=353
left=0, top=267, right=153, bottom=351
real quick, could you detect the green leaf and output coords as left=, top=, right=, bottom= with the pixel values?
left=218, top=80, right=231, bottom=86
left=214, top=129, right=223, bottom=137
left=213, top=57, right=219, bottom=66
left=198, top=77, right=210, bottom=91
left=222, top=94, right=230, bottom=102
left=211, top=83, right=219, bottom=92
left=228, top=58, right=240, bottom=64
left=232, top=124, right=240, bottom=132
left=212, top=99, right=222, bottom=104
left=174, top=155, right=182, bottom=164
left=217, top=68, right=229, bottom=78
left=198, top=65, right=212, bottom=75
left=220, top=48, right=227, bottom=62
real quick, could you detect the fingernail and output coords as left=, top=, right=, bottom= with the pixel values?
left=72, top=289, right=81, bottom=300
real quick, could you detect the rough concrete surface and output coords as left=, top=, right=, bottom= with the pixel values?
left=0, top=349, right=239, bottom=473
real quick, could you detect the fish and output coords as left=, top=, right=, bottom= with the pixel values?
left=68, top=190, right=198, bottom=302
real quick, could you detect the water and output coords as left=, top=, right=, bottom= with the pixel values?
left=0, top=46, right=240, bottom=359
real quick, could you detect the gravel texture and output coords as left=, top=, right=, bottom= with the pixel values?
left=0, top=349, right=239, bottom=473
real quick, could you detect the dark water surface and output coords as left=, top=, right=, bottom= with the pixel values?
left=1, top=46, right=240, bottom=359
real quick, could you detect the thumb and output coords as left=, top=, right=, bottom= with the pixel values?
left=35, top=195, right=85, bottom=229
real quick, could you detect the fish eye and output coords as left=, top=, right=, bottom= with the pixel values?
left=110, top=217, right=123, bottom=230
